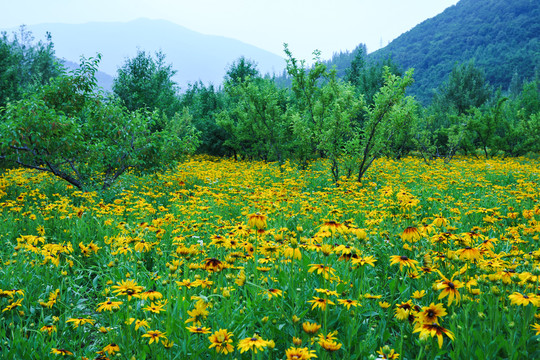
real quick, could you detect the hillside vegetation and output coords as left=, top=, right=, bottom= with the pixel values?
left=326, top=0, right=540, bottom=103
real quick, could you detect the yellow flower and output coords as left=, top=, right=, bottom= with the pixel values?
left=377, top=346, right=400, bottom=359
left=142, top=329, right=167, bottom=344
left=351, top=255, right=377, bottom=267
left=111, top=280, right=144, bottom=300
left=186, top=325, right=212, bottom=334
left=436, top=279, right=463, bottom=306
left=337, top=298, right=360, bottom=310
left=508, top=292, right=539, bottom=306
left=285, top=346, right=318, bottom=359
left=379, top=301, right=391, bottom=309
left=531, top=323, right=540, bottom=335
left=40, top=325, right=57, bottom=335
left=413, top=323, right=455, bottom=349
left=416, top=303, right=447, bottom=325
left=302, top=321, right=321, bottom=334
left=237, top=334, right=268, bottom=353
left=308, top=297, right=335, bottom=311
left=260, top=288, right=283, bottom=300
left=248, top=213, right=267, bottom=230
left=389, top=255, right=418, bottom=271
left=208, top=329, right=234, bottom=354
left=66, top=317, right=96, bottom=328
left=401, top=226, right=421, bottom=242
left=50, top=348, right=73, bottom=356
left=143, top=300, right=168, bottom=314
left=102, top=343, right=120, bottom=355
left=96, top=298, right=123, bottom=312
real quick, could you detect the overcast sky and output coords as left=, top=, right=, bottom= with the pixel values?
left=2, top=0, right=459, bottom=60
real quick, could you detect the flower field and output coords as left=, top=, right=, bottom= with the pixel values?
left=1, top=156, right=539, bottom=359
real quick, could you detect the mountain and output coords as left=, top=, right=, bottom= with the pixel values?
left=326, top=0, right=540, bottom=103
left=6, top=18, right=286, bottom=90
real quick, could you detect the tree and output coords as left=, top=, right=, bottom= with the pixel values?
left=432, top=61, right=492, bottom=117
left=0, top=55, right=199, bottom=191
left=284, top=44, right=329, bottom=167
left=224, top=56, right=260, bottom=87
left=113, top=50, right=181, bottom=119
left=345, top=46, right=402, bottom=106
left=217, top=76, right=292, bottom=164
left=347, top=68, right=416, bottom=181
left=180, top=81, right=228, bottom=156
left=0, top=26, right=61, bottom=108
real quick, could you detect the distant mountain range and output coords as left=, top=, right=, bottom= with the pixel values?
left=5, top=18, right=286, bottom=91
left=324, top=0, right=540, bottom=103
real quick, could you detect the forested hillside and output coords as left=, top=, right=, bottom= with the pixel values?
left=326, top=0, right=540, bottom=103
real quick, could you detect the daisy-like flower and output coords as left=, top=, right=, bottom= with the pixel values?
left=315, top=288, right=339, bottom=297
left=364, top=293, right=382, bottom=299
left=237, top=334, right=268, bottom=353
left=308, top=297, right=335, bottom=311
left=142, top=329, right=167, bottom=344
left=318, top=339, right=342, bottom=352
left=96, top=298, right=123, bottom=312
left=411, top=290, right=427, bottom=299
left=40, top=325, right=57, bottom=335
left=308, top=264, right=336, bottom=279
left=413, top=322, right=455, bottom=349
left=379, top=301, right=391, bottom=309
left=401, top=226, right=421, bottom=242
left=176, top=278, right=196, bottom=289
left=134, top=319, right=150, bottom=331
left=285, top=346, right=318, bottom=360
left=508, top=292, right=539, bottom=306
left=185, top=302, right=209, bottom=324
left=377, top=345, right=400, bottom=359
left=389, top=255, right=418, bottom=271
left=302, top=321, right=321, bottom=334
left=187, top=325, right=212, bottom=334
left=208, top=329, right=234, bottom=354
left=50, top=348, right=73, bottom=355
left=143, top=300, right=168, bottom=314
left=351, top=255, right=377, bottom=267
left=416, top=303, right=447, bottom=325
left=337, top=299, right=360, bottom=310
left=248, top=213, right=267, bottom=230
left=140, top=289, right=163, bottom=301
left=260, top=288, right=283, bottom=300
left=455, top=246, right=482, bottom=262
left=204, top=258, right=225, bottom=272
left=531, top=323, right=540, bottom=335
left=66, top=317, right=96, bottom=328
left=111, top=279, right=144, bottom=300
left=436, top=278, right=463, bottom=306
left=102, top=343, right=120, bottom=355
left=394, top=301, right=418, bottom=322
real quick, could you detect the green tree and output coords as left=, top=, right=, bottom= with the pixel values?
left=284, top=44, right=329, bottom=167
left=180, top=81, right=228, bottom=156
left=432, top=61, right=492, bottom=117
left=345, top=46, right=402, bottom=106
left=113, top=50, right=181, bottom=119
left=224, top=56, right=260, bottom=87
left=0, top=26, right=61, bottom=108
left=217, top=76, right=291, bottom=164
left=347, top=68, right=416, bottom=181
left=1, top=55, right=199, bottom=191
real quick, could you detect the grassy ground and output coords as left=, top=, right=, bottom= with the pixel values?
left=0, top=155, right=539, bottom=359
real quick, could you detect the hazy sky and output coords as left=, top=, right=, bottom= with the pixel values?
left=2, top=0, right=459, bottom=60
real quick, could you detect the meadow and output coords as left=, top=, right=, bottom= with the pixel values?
left=0, top=156, right=539, bottom=359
